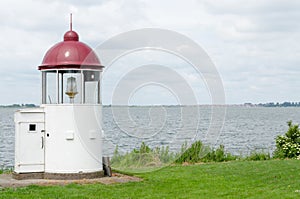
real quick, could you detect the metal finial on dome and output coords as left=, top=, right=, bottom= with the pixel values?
left=63, top=13, right=79, bottom=41
left=70, top=13, right=72, bottom=31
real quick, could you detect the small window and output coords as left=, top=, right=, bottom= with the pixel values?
left=29, top=124, right=36, bottom=132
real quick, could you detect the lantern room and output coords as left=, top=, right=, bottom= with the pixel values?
left=14, top=16, right=104, bottom=180
left=39, top=29, right=103, bottom=104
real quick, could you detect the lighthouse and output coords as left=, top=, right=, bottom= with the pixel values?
left=13, top=16, right=104, bottom=179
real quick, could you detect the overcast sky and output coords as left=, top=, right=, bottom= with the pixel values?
left=0, top=0, right=300, bottom=105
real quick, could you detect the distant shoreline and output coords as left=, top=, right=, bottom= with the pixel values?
left=1, top=102, right=300, bottom=108
left=0, top=104, right=36, bottom=108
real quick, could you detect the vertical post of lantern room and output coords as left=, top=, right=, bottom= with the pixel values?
left=42, top=71, right=47, bottom=104
left=14, top=17, right=104, bottom=180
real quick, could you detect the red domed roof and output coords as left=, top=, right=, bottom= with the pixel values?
left=38, top=30, right=103, bottom=70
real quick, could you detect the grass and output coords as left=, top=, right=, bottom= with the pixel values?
left=1, top=159, right=300, bottom=198
left=0, top=168, right=12, bottom=174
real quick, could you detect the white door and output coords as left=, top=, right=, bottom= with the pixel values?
left=18, top=122, right=45, bottom=172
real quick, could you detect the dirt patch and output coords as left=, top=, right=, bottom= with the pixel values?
left=0, top=173, right=141, bottom=188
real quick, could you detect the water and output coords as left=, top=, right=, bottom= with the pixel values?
left=0, top=107, right=17, bottom=169
left=1, top=106, right=300, bottom=169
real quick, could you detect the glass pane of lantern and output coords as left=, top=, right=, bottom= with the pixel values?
left=46, top=72, right=57, bottom=104
left=63, top=72, right=82, bottom=104
left=84, top=71, right=100, bottom=104
left=85, top=81, right=98, bottom=104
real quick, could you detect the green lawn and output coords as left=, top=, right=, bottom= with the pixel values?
left=1, top=159, right=299, bottom=198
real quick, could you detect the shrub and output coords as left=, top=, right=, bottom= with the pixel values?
left=274, top=121, right=300, bottom=159
left=175, top=141, right=237, bottom=164
left=246, top=152, right=271, bottom=161
left=111, top=142, right=175, bottom=169
left=175, top=141, right=209, bottom=163
left=155, top=146, right=175, bottom=163
left=111, top=145, right=121, bottom=164
left=203, top=145, right=238, bottom=162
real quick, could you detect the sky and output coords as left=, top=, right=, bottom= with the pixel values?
left=0, top=0, right=300, bottom=105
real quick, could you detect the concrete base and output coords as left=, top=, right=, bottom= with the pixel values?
left=1, top=173, right=141, bottom=188
left=13, top=171, right=104, bottom=180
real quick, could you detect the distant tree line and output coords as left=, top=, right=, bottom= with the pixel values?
left=244, top=102, right=300, bottom=107
left=0, top=104, right=36, bottom=108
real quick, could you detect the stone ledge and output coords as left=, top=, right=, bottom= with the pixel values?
left=44, top=171, right=104, bottom=180
left=12, top=172, right=44, bottom=180
left=12, top=171, right=104, bottom=180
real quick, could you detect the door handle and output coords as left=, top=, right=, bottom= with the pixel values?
left=41, top=136, right=44, bottom=149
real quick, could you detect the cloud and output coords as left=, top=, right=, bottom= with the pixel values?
left=0, top=0, right=299, bottom=104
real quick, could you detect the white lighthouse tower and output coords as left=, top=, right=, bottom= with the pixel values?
left=14, top=18, right=104, bottom=179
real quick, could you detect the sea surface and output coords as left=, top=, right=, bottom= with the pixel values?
left=1, top=106, right=300, bottom=169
